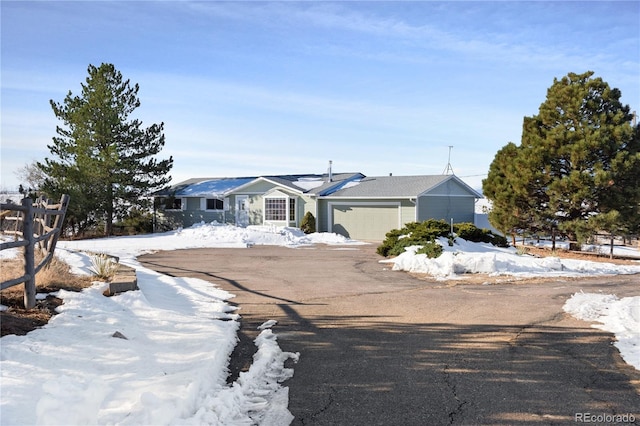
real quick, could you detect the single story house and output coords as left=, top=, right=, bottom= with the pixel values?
left=154, top=171, right=482, bottom=241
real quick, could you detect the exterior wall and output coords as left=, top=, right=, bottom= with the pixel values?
left=236, top=189, right=315, bottom=228
left=300, top=196, right=317, bottom=224
left=426, top=179, right=475, bottom=196
left=155, top=209, right=227, bottom=230
left=156, top=192, right=476, bottom=235
left=317, top=199, right=329, bottom=233
left=155, top=185, right=315, bottom=231
left=239, top=194, right=263, bottom=225
left=265, top=194, right=316, bottom=227
left=417, top=195, right=475, bottom=224
left=238, top=180, right=280, bottom=194
left=155, top=196, right=232, bottom=230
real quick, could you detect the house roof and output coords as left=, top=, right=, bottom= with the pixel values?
left=300, top=173, right=365, bottom=195
left=157, top=177, right=256, bottom=197
left=326, top=175, right=482, bottom=198
left=159, top=173, right=365, bottom=197
left=156, top=173, right=480, bottom=199
left=256, top=173, right=364, bottom=194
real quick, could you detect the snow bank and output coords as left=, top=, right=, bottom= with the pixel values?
left=186, top=322, right=299, bottom=426
left=55, top=223, right=365, bottom=264
left=0, top=267, right=241, bottom=425
left=382, top=237, right=640, bottom=279
left=564, top=293, right=640, bottom=370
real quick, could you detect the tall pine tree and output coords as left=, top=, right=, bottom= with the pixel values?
left=483, top=142, right=527, bottom=244
left=484, top=71, right=639, bottom=249
left=38, top=63, right=173, bottom=235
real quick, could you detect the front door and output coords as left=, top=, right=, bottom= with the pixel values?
left=235, top=195, right=249, bottom=227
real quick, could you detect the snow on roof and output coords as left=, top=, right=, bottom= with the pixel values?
left=263, top=173, right=364, bottom=194
left=292, top=177, right=325, bottom=191
left=340, top=179, right=362, bottom=190
left=174, top=178, right=255, bottom=197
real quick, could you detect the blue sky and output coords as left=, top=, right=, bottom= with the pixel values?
left=2, top=1, right=639, bottom=192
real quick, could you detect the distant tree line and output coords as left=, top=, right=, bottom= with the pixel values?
left=482, top=71, right=640, bottom=250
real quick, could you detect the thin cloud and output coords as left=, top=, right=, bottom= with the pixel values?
left=186, top=2, right=637, bottom=75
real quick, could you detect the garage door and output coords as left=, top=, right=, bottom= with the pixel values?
left=331, top=204, right=399, bottom=241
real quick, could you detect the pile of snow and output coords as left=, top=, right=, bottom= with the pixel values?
left=382, top=237, right=640, bottom=279
left=45, top=222, right=365, bottom=265
left=0, top=261, right=299, bottom=425
left=564, top=293, right=640, bottom=370
left=292, top=177, right=324, bottom=191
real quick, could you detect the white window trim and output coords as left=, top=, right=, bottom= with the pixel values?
left=263, top=194, right=297, bottom=223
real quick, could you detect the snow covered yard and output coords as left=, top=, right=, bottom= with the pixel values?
left=1, top=222, right=639, bottom=425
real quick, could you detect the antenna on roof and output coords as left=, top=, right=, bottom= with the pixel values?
left=443, top=146, right=455, bottom=175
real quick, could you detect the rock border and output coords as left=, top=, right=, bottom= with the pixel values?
left=104, top=264, right=138, bottom=296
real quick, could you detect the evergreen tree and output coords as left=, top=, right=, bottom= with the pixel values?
left=38, top=63, right=173, bottom=235
left=484, top=71, right=639, bottom=249
left=528, top=71, right=639, bottom=248
left=482, top=142, right=526, bottom=244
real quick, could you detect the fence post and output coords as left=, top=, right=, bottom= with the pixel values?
left=22, top=198, right=36, bottom=309
left=47, top=194, right=69, bottom=256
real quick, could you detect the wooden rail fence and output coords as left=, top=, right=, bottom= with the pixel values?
left=0, top=195, right=70, bottom=309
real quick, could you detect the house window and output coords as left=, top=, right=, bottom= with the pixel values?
left=289, top=198, right=296, bottom=221
left=265, top=198, right=287, bottom=221
left=206, top=198, right=224, bottom=210
left=162, top=198, right=182, bottom=210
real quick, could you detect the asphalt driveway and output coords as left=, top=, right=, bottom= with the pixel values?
left=138, top=244, right=640, bottom=425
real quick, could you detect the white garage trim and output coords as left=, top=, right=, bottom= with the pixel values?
left=327, top=201, right=402, bottom=236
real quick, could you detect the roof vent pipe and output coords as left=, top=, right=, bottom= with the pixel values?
left=328, top=160, right=333, bottom=182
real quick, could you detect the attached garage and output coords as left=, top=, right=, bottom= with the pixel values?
left=329, top=202, right=401, bottom=241
left=321, top=175, right=482, bottom=241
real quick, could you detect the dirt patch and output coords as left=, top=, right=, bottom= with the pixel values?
left=1, top=255, right=92, bottom=337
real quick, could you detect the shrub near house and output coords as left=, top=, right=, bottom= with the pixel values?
left=300, top=212, right=316, bottom=234
left=377, top=219, right=508, bottom=258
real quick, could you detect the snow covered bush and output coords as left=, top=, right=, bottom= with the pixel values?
left=377, top=220, right=451, bottom=257
left=454, top=222, right=509, bottom=248
left=415, top=241, right=443, bottom=258
left=377, top=220, right=508, bottom=257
